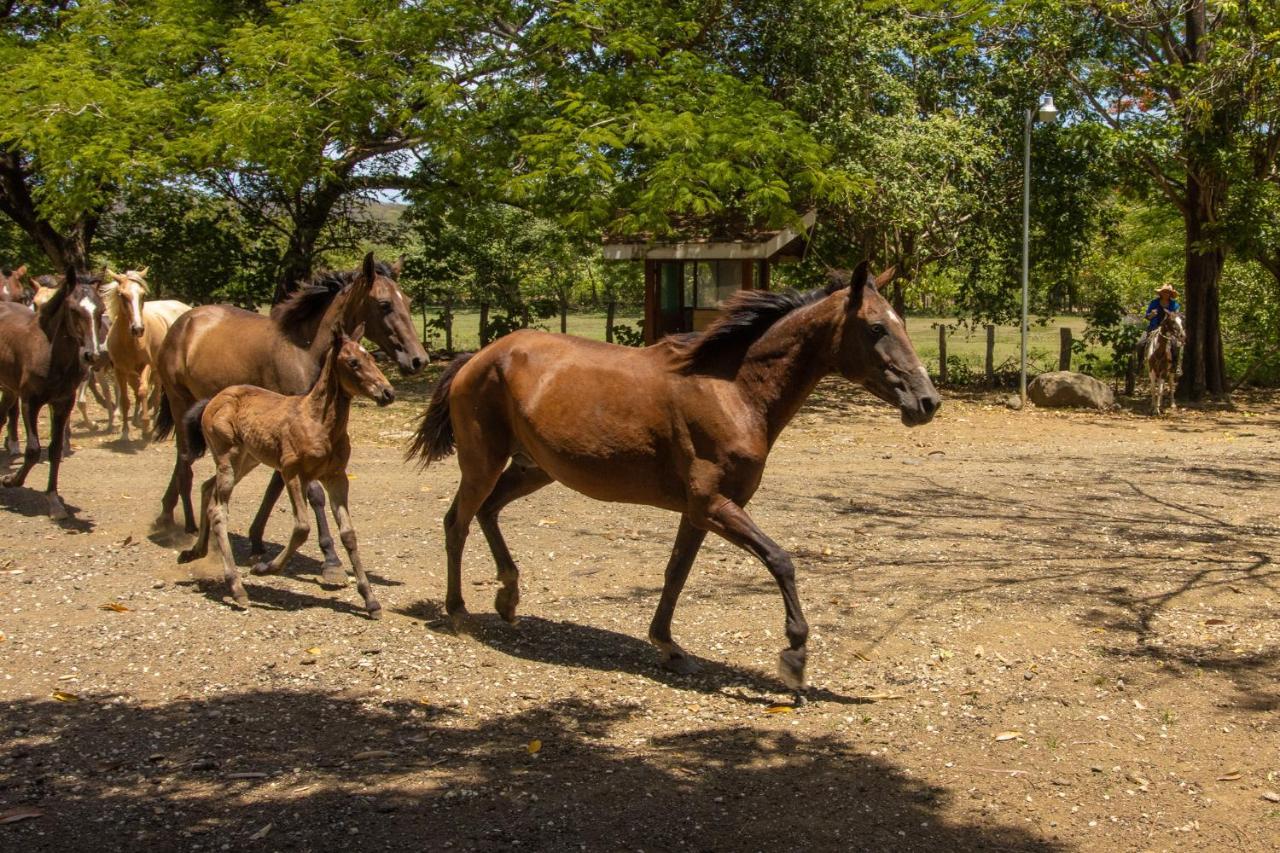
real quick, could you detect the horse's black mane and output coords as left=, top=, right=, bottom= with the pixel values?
left=668, top=279, right=842, bottom=371
left=270, top=262, right=395, bottom=337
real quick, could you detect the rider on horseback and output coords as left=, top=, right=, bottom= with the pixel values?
left=1138, top=284, right=1180, bottom=372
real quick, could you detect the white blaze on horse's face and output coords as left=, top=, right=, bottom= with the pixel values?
left=76, top=293, right=103, bottom=365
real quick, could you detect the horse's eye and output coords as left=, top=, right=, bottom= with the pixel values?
left=871, top=323, right=887, bottom=338
left=379, top=301, right=392, bottom=314
left=348, top=359, right=360, bottom=369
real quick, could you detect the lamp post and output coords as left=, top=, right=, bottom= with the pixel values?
left=1020, top=93, right=1059, bottom=407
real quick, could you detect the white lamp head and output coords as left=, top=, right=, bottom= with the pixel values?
left=1037, top=93, right=1059, bottom=124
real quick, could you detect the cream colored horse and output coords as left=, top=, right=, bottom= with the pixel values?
left=101, top=268, right=190, bottom=441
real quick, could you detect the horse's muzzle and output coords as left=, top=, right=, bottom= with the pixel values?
left=376, top=388, right=396, bottom=407
left=900, top=392, right=941, bottom=427
left=131, top=325, right=144, bottom=338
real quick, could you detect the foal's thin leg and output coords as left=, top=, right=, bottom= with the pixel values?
left=116, top=369, right=133, bottom=441
left=252, top=476, right=310, bottom=576
left=322, top=474, right=381, bottom=619
left=306, top=480, right=346, bottom=587
left=704, top=500, right=810, bottom=691
left=208, top=461, right=248, bottom=608
left=2, top=398, right=42, bottom=489
left=648, top=516, right=708, bottom=674
left=44, top=401, right=73, bottom=520
left=476, top=463, right=553, bottom=623
left=1, top=393, right=18, bottom=456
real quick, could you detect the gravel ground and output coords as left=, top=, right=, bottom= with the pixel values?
left=1, top=374, right=1278, bottom=852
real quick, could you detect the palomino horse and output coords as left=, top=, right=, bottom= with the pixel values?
left=75, top=275, right=118, bottom=433
left=0, top=268, right=106, bottom=518
left=178, top=322, right=394, bottom=616
left=154, top=253, right=425, bottom=583
left=101, top=268, right=191, bottom=441
left=409, top=262, right=941, bottom=693
left=1147, top=309, right=1185, bottom=416
left=1, top=266, right=30, bottom=304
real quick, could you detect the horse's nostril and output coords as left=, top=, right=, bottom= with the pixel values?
left=410, top=356, right=422, bottom=371
left=922, top=395, right=940, bottom=416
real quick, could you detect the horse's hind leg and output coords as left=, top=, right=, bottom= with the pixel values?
left=306, top=480, right=347, bottom=587
left=443, top=453, right=507, bottom=627
left=247, top=472, right=286, bottom=566
left=476, top=462, right=553, bottom=623
left=178, top=475, right=217, bottom=564
left=647, top=516, right=708, bottom=674
left=208, top=460, right=248, bottom=608
left=2, top=398, right=42, bottom=489
left=1, top=392, right=18, bottom=456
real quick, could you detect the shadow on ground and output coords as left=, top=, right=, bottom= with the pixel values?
left=0, top=689, right=1063, bottom=851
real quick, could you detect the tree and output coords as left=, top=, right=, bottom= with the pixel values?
left=1031, top=0, right=1280, bottom=397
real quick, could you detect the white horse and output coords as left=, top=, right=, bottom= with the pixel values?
left=1146, top=310, right=1185, bottom=416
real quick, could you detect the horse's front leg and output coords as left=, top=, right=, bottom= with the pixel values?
left=2, top=397, right=42, bottom=489
left=647, top=516, right=708, bottom=674
left=321, top=473, right=381, bottom=619
left=1, top=392, right=19, bottom=456
left=702, top=499, right=810, bottom=692
left=44, top=399, right=73, bottom=520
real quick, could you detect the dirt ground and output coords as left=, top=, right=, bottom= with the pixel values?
left=1, top=372, right=1278, bottom=852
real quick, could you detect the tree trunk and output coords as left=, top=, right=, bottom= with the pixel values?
left=271, top=180, right=346, bottom=304
left=892, top=281, right=906, bottom=318
left=605, top=300, right=616, bottom=343
left=1177, top=177, right=1227, bottom=399
left=479, top=302, right=490, bottom=347
left=0, top=149, right=96, bottom=271
left=559, top=292, right=568, bottom=334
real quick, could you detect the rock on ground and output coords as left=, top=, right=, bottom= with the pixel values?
left=1028, top=370, right=1114, bottom=409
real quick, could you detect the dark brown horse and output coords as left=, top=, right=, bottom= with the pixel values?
left=154, top=253, right=426, bottom=582
left=0, top=265, right=30, bottom=305
left=409, top=262, right=940, bottom=693
left=0, top=268, right=106, bottom=518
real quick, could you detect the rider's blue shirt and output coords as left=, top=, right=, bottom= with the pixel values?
left=1146, top=298, right=1180, bottom=331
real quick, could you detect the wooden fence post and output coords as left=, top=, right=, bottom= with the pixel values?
left=606, top=300, right=616, bottom=343
left=479, top=302, right=490, bottom=346
left=442, top=297, right=453, bottom=353
left=937, top=324, right=948, bottom=385
left=1059, top=327, right=1072, bottom=371
left=985, top=324, right=995, bottom=384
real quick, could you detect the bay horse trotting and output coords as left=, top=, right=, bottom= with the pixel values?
left=1146, top=309, right=1185, bottom=416
left=409, top=262, right=941, bottom=694
left=154, top=253, right=426, bottom=585
left=0, top=268, right=106, bottom=518
left=178, top=322, right=394, bottom=616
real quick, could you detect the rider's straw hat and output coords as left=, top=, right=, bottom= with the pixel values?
left=1156, top=284, right=1178, bottom=298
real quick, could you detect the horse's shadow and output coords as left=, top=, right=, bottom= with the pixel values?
left=0, top=486, right=94, bottom=532
left=399, top=599, right=867, bottom=707
left=184, top=574, right=375, bottom=619
left=99, top=436, right=148, bottom=454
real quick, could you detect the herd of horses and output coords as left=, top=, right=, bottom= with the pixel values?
left=0, top=254, right=1178, bottom=692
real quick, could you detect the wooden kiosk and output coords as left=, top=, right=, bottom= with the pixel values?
left=602, top=211, right=816, bottom=345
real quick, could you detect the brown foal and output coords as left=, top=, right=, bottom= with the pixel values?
left=409, top=262, right=941, bottom=692
left=178, top=323, right=395, bottom=616
left=154, top=253, right=425, bottom=584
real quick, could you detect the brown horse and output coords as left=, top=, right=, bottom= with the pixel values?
left=0, top=265, right=30, bottom=304
left=1146, top=309, right=1185, bottom=416
left=408, top=262, right=941, bottom=693
left=0, top=268, right=106, bottom=518
left=154, top=253, right=426, bottom=582
left=101, top=268, right=191, bottom=441
left=177, top=323, right=394, bottom=615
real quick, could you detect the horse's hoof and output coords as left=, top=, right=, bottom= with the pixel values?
left=177, top=549, right=196, bottom=564
left=319, top=563, right=347, bottom=588
left=48, top=496, right=68, bottom=521
left=494, top=587, right=520, bottom=623
left=660, top=654, right=702, bottom=676
left=230, top=594, right=250, bottom=610
left=1, top=475, right=17, bottom=488
left=447, top=607, right=470, bottom=633
left=366, top=602, right=383, bottom=621
left=249, top=561, right=276, bottom=576
left=777, top=648, right=807, bottom=690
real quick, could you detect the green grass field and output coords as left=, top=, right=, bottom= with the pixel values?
left=414, top=308, right=1100, bottom=379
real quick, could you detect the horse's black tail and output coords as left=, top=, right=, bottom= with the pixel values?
left=181, top=399, right=212, bottom=460
left=407, top=353, right=474, bottom=467
left=153, top=390, right=175, bottom=441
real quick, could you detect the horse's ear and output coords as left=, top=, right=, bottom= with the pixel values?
left=847, top=259, right=870, bottom=311
left=138, top=266, right=149, bottom=278
left=14, top=264, right=26, bottom=277
left=874, top=266, right=896, bottom=289
left=41, top=266, right=73, bottom=318
left=362, top=251, right=376, bottom=284
left=351, top=322, right=366, bottom=342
